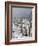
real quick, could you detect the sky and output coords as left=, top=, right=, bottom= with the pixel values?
left=12, top=7, right=32, bottom=17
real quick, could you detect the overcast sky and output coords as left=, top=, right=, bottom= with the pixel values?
left=12, top=7, right=32, bottom=17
